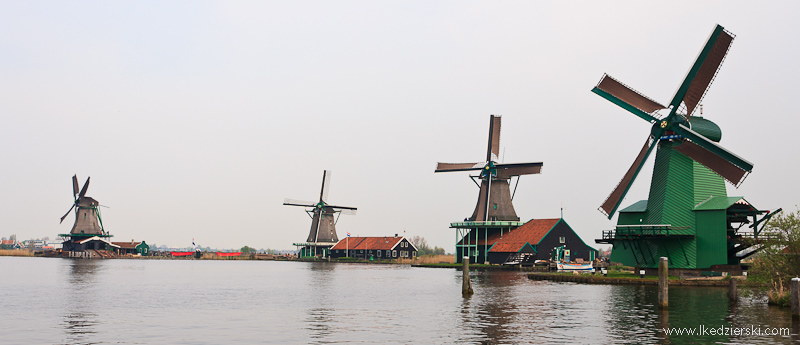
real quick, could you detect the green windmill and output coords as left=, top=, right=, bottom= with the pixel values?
left=593, top=25, right=780, bottom=271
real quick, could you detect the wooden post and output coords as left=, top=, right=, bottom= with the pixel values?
left=462, top=256, right=474, bottom=295
left=658, top=257, right=668, bottom=309
left=791, top=277, right=799, bottom=317
left=728, top=277, right=737, bottom=301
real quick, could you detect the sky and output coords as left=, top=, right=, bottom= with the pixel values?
left=2, top=1, right=799, bottom=250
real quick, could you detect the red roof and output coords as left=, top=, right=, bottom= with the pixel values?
left=331, top=237, right=404, bottom=251
left=488, top=219, right=560, bottom=253
left=112, top=242, right=141, bottom=249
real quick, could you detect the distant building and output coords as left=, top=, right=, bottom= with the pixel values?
left=329, top=236, right=417, bottom=260
left=111, top=240, right=150, bottom=256
left=483, top=218, right=598, bottom=265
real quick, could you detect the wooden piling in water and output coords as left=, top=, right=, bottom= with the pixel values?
left=658, top=257, right=668, bottom=309
left=792, top=277, right=799, bottom=317
left=728, top=278, right=737, bottom=301
left=462, top=256, right=473, bottom=295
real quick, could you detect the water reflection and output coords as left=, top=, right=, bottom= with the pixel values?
left=470, top=271, right=517, bottom=344
left=304, top=262, right=337, bottom=343
left=61, top=312, right=100, bottom=345
left=61, top=260, right=104, bottom=345
left=67, top=259, right=102, bottom=285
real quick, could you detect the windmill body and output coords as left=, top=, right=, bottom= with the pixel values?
left=71, top=197, right=103, bottom=235
left=285, top=170, right=356, bottom=258
left=306, top=207, right=338, bottom=243
left=593, top=25, right=779, bottom=271
left=436, top=115, right=543, bottom=263
left=470, top=176, right=518, bottom=222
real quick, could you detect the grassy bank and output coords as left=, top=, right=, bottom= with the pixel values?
left=0, top=249, right=34, bottom=257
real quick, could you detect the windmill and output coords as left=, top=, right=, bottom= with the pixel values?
left=60, top=175, right=106, bottom=235
left=285, top=170, right=357, bottom=258
left=593, top=25, right=778, bottom=270
left=59, top=175, right=113, bottom=254
left=435, top=115, right=543, bottom=263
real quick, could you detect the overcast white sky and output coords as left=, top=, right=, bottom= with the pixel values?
left=2, top=1, right=798, bottom=250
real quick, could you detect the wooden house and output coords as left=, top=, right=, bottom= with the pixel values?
left=486, top=218, right=597, bottom=265
left=330, top=235, right=417, bottom=260
left=111, top=240, right=150, bottom=255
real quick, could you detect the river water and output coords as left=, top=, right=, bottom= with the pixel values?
left=1, top=257, right=797, bottom=344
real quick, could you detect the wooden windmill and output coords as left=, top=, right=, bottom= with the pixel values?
left=59, top=175, right=113, bottom=254
left=435, top=115, right=543, bottom=222
left=593, top=25, right=780, bottom=270
left=285, top=170, right=357, bottom=258
left=436, top=115, right=543, bottom=263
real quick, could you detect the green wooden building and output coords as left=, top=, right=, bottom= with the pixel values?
left=590, top=25, right=780, bottom=272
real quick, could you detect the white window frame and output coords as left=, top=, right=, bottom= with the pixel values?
left=392, top=250, right=397, bottom=258
left=559, top=236, right=565, bottom=244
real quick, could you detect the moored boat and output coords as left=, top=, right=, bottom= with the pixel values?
left=556, top=262, right=593, bottom=271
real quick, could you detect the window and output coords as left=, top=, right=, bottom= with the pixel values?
left=493, top=203, right=497, bottom=210
left=377, top=250, right=382, bottom=257
left=412, top=251, right=416, bottom=258
left=559, top=236, right=565, bottom=244
left=392, top=250, right=397, bottom=257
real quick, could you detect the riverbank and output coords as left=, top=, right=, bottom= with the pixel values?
left=2, top=250, right=452, bottom=265
left=527, top=272, right=751, bottom=287
left=413, top=263, right=549, bottom=271
left=0, top=249, right=33, bottom=257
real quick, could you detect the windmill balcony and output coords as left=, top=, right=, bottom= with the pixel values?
left=598, top=225, right=695, bottom=243
left=450, top=221, right=525, bottom=229
left=728, top=231, right=782, bottom=244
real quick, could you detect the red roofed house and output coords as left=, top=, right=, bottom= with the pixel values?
left=485, top=218, right=597, bottom=265
left=329, top=235, right=417, bottom=260
left=111, top=240, right=150, bottom=256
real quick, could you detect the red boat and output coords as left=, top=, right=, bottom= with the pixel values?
left=170, top=251, right=195, bottom=256
left=216, top=252, right=242, bottom=257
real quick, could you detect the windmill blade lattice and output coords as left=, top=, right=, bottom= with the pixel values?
left=435, top=162, right=484, bottom=172
left=487, top=115, right=501, bottom=161
left=599, top=134, right=660, bottom=218
left=72, top=175, right=79, bottom=198
left=669, top=26, right=735, bottom=116
left=320, top=170, right=332, bottom=203
left=283, top=198, right=317, bottom=207
left=495, top=162, right=543, bottom=179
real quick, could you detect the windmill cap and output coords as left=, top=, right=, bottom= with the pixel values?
left=687, top=116, right=722, bottom=142
left=650, top=116, right=722, bottom=143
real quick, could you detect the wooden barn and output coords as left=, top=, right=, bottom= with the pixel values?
left=486, top=218, right=597, bottom=265
left=111, top=240, right=150, bottom=256
left=330, top=235, right=417, bottom=260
